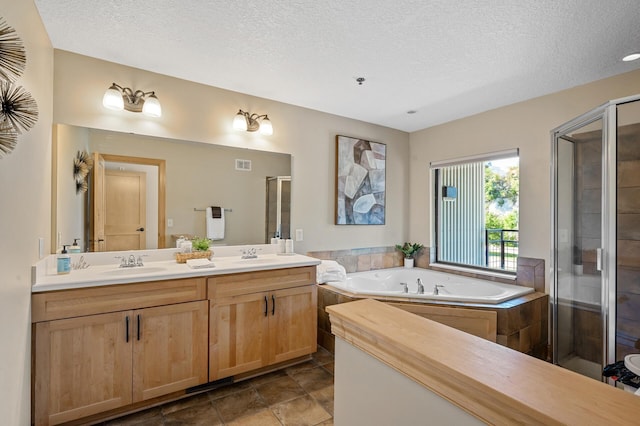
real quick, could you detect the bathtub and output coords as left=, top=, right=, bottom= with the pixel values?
left=325, top=267, right=534, bottom=304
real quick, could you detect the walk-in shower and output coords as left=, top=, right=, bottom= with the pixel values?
left=551, top=94, right=640, bottom=383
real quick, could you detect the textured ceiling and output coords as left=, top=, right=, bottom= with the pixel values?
left=35, top=0, right=640, bottom=132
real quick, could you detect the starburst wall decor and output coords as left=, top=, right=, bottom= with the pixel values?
left=73, top=150, right=93, bottom=194
left=0, top=17, right=38, bottom=159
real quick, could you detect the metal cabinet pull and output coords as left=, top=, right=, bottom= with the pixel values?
left=272, top=295, right=276, bottom=316
left=125, top=316, right=130, bottom=342
left=264, top=296, right=268, bottom=317
left=137, top=314, right=141, bottom=341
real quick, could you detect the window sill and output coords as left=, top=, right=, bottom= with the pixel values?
left=428, top=262, right=517, bottom=281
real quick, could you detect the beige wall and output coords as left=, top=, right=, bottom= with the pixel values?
left=0, top=0, right=53, bottom=423
left=53, top=50, right=411, bottom=254
left=53, top=124, right=89, bottom=251
left=410, top=68, right=640, bottom=284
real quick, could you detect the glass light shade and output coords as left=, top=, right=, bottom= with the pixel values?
left=102, top=85, right=124, bottom=111
left=142, top=93, right=162, bottom=117
left=259, top=116, right=273, bottom=136
left=233, top=111, right=248, bottom=131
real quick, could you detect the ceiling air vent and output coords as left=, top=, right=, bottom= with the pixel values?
left=235, top=159, right=252, bottom=171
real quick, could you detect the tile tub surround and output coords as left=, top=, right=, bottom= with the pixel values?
left=96, top=347, right=335, bottom=426
left=308, top=246, right=404, bottom=273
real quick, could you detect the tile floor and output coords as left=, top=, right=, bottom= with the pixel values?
left=101, top=347, right=335, bottom=426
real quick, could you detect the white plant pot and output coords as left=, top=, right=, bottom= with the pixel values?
left=404, top=258, right=414, bottom=268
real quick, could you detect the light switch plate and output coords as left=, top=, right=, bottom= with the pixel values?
left=295, top=229, right=303, bottom=241
left=167, top=218, right=174, bottom=227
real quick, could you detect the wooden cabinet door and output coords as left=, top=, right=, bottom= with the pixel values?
left=132, top=301, right=208, bottom=402
left=268, top=285, right=317, bottom=365
left=209, top=292, right=270, bottom=381
left=34, top=311, right=132, bottom=426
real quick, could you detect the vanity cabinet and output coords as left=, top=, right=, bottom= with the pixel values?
left=32, top=278, right=208, bottom=426
left=208, top=266, right=317, bottom=381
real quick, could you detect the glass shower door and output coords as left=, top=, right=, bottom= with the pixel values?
left=553, top=117, right=604, bottom=380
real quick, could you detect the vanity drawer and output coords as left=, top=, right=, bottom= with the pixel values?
left=32, top=277, right=207, bottom=322
left=208, top=266, right=316, bottom=298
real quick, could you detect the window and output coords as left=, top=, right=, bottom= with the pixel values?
left=432, top=149, right=519, bottom=273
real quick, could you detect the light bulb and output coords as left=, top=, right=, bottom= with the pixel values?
left=259, top=116, right=273, bottom=136
left=142, top=93, right=162, bottom=117
left=102, top=84, right=124, bottom=111
left=233, top=111, right=248, bottom=131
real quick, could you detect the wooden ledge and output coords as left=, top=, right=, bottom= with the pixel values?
left=327, top=299, right=640, bottom=425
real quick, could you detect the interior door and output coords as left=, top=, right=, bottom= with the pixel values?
left=104, top=169, right=147, bottom=251
left=90, top=152, right=106, bottom=252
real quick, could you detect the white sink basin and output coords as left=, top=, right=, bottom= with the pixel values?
left=101, top=267, right=168, bottom=276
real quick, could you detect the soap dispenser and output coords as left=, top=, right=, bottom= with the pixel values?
left=57, top=245, right=71, bottom=275
left=69, top=238, right=81, bottom=254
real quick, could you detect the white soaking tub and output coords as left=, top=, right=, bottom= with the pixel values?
left=325, top=267, right=533, bottom=304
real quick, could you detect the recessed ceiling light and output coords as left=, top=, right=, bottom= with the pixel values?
left=622, top=53, right=640, bottom=62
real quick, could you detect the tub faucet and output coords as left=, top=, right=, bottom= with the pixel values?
left=433, top=284, right=445, bottom=295
left=416, top=278, right=424, bottom=294
left=399, top=282, right=408, bottom=293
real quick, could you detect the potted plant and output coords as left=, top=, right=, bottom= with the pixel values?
left=395, top=242, right=424, bottom=268
left=176, top=237, right=212, bottom=263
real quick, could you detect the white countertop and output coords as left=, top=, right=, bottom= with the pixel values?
left=32, top=245, right=320, bottom=292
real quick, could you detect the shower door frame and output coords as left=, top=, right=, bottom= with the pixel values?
left=550, top=100, right=613, bottom=376
left=551, top=94, right=640, bottom=377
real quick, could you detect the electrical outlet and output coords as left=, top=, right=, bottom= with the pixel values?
left=295, top=229, right=303, bottom=241
left=167, top=218, right=174, bottom=227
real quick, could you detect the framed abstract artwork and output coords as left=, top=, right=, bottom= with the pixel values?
left=335, top=135, right=386, bottom=225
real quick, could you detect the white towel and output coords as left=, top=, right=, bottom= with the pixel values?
left=206, top=206, right=225, bottom=240
left=186, top=258, right=216, bottom=269
left=316, top=260, right=347, bottom=284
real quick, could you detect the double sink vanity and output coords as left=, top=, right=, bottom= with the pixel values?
left=31, top=245, right=319, bottom=426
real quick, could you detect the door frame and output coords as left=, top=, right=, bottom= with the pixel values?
left=101, top=154, right=166, bottom=249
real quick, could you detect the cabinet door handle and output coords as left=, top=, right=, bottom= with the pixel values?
left=125, top=316, right=130, bottom=342
left=264, top=296, right=268, bottom=317
left=272, top=295, right=276, bottom=316
left=137, top=314, right=141, bottom=341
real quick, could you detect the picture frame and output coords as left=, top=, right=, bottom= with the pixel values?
left=335, top=135, right=386, bottom=225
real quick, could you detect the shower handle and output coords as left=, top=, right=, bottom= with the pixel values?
left=596, top=248, right=603, bottom=272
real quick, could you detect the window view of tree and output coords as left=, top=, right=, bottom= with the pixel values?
left=485, top=159, right=519, bottom=229
left=434, top=155, right=519, bottom=273
left=484, top=158, right=519, bottom=271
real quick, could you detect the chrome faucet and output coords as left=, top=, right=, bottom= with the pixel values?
left=416, top=278, right=424, bottom=294
left=241, top=247, right=259, bottom=259
left=433, top=284, right=445, bottom=295
left=116, top=253, right=146, bottom=268
left=399, top=282, right=408, bottom=293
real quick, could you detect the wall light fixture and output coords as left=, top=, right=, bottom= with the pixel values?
left=102, top=83, right=162, bottom=117
left=232, top=109, right=273, bottom=135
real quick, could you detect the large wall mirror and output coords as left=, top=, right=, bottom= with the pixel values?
left=52, top=124, right=291, bottom=253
